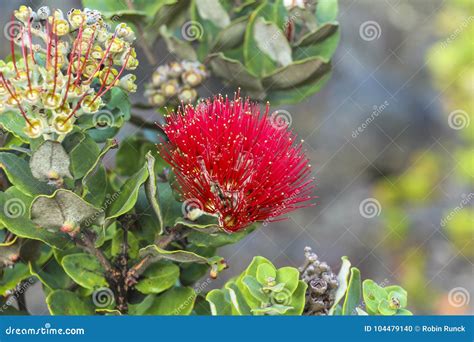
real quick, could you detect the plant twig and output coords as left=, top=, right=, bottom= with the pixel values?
left=124, top=227, right=181, bottom=287
left=129, top=114, right=163, bottom=132
left=75, top=231, right=118, bottom=278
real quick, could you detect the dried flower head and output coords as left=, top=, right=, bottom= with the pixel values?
left=0, top=6, right=138, bottom=139
left=159, top=95, right=315, bottom=232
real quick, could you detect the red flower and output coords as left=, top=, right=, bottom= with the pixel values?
left=159, top=95, right=315, bottom=232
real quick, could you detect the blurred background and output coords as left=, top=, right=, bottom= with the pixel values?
left=1, top=0, right=472, bottom=315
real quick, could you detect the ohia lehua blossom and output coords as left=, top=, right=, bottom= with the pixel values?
left=0, top=6, right=138, bottom=140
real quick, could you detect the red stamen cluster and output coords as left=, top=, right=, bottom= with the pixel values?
left=159, top=95, right=315, bottom=232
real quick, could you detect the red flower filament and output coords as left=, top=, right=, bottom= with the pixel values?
left=159, top=95, right=315, bottom=232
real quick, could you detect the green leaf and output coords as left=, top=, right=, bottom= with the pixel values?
left=187, top=224, right=253, bottom=247
left=61, top=253, right=107, bottom=290
left=195, top=0, right=230, bottom=28
left=46, top=290, right=94, bottom=315
left=30, top=189, right=104, bottom=233
left=342, top=267, right=361, bottom=315
left=0, top=152, right=54, bottom=195
left=0, top=263, right=31, bottom=295
left=378, top=299, right=397, bottom=316
left=242, top=275, right=267, bottom=302
left=316, top=0, right=338, bottom=24
left=243, top=1, right=288, bottom=76
left=82, top=139, right=117, bottom=206
left=252, top=303, right=293, bottom=315
left=293, top=28, right=340, bottom=61
left=396, top=308, right=413, bottom=316
left=106, top=162, right=148, bottom=220
left=140, top=244, right=227, bottom=278
left=356, top=307, right=369, bottom=315
left=111, top=229, right=139, bottom=259
left=102, top=9, right=147, bottom=23
left=116, top=136, right=166, bottom=177
left=157, top=182, right=183, bottom=228
left=29, top=258, right=74, bottom=290
left=328, top=256, right=351, bottom=315
left=63, top=132, right=100, bottom=180
left=143, top=287, right=196, bottom=315
left=0, top=110, right=30, bottom=142
left=128, top=294, right=155, bottom=315
left=363, top=279, right=388, bottom=315
left=29, top=140, right=73, bottom=182
left=226, top=282, right=252, bottom=315
left=211, top=16, right=248, bottom=52
left=206, top=289, right=232, bottom=315
left=275, top=266, right=300, bottom=295
left=0, top=187, right=69, bottom=249
left=256, top=263, right=277, bottom=284
left=295, top=23, right=339, bottom=47
left=266, top=68, right=332, bottom=105
left=262, top=57, right=328, bottom=89
left=135, top=261, right=179, bottom=294
left=175, top=214, right=220, bottom=233
left=253, top=18, right=292, bottom=67
left=207, top=53, right=264, bottom=95
left=144, top=152, right=164, bottom=234
left=388, top=289, right=408, bottom=309
left=285, top=280, right=308, bottom=315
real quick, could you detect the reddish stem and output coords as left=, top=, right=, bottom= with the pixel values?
left=84, top=32, right=117, bottom=84
left=27, top=18, right=36, bottom=64
left=52, top=32, right=59, bottom=95
left=20, top=28, right=33, bottom=92
left=9, top=15, right=19, bottom=76
left=74, top=26, right=97, bottom=87
left=96, top=51, right=131, bottom=99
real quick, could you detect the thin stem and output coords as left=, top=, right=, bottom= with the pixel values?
left=75, top=231, right=117, bottom=278
left=129, top=114, right=165, bottom=134
left=124, top=227, right=182, bottom=287
left=0, top=73, right=32, bottom=126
